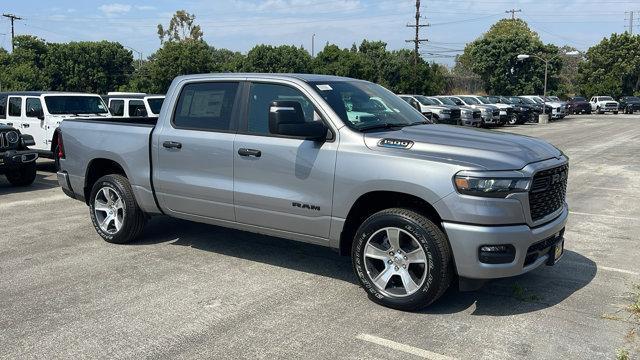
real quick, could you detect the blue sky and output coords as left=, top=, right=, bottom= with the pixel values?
left=1, top=0, right=638, bottom=66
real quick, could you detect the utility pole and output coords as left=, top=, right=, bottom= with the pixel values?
left=2, top=14, right=23, bottom=51
left=625, top=11, right=635, bottom=34
left=405, top=0, right=428, bottom=93
left=312, top=33, right=316, bottom=57
left=505, top=9, right=522, bottom=20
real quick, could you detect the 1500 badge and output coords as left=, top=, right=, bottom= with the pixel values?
left=378, top=138, right=414, bottom=149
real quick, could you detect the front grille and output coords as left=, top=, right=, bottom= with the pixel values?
left=450, top=109, right=461, bottom=121
left=0, top=132, right=8, bottom=150
left=492, top=110, right=500, bottom=117
left=473, top=111, right=481, bottom=119
left=529, top=164, right=568, bottom=222
left=506, top=108, right=513, bottom=116
left=605, top=102, right=617, bottom=108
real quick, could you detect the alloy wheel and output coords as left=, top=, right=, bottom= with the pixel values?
left=94, top=187, right=125, bottom=234
left=363, top=227, right=428, bottom=297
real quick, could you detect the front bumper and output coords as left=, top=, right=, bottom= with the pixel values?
left=0, top=150, right=38, bottom=172
left=443, top=204, right=568, bottom=279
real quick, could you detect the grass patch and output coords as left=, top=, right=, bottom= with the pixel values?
left=512, top=283, right=541, bottom=302
left=630, top=284, right=640, bottom=317
left=616, top=348, right=630, bottom=360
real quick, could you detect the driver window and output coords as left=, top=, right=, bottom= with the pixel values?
left=8, top=97, right=22, bottom=117
left=247, top=83, right=317, bottom=135
left=26, top=98, right=43, bottom=118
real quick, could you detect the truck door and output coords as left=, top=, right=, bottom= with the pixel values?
left=233, top=81, right=337, bottom=239
left=24, top=97, right=49, bottom=151
left=153, top=81, right=240, bottom=222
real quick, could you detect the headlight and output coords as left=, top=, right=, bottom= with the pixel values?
left=454, top=172, right=531, bottom=198
left=5, top=131, right=20, bottom=144
left=442, top=109, right=451, bottom=114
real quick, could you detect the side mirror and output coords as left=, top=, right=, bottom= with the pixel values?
left=268, top=101, right=327, bottom=141
left=27, top=107, right=44, bottom=120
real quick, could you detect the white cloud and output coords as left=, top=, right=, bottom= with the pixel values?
left=135, top=5, right=156, bottom=11
left=98, top=3, right=132, bottom=16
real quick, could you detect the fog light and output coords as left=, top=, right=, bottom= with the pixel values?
left=479, top=244, right=516, bottom=264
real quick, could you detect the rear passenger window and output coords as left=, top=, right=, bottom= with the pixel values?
left=247, top=83, right=316, bottom=135
left=0, top=96, right=6, bottom=119
left=173, top=82, right=239, bottom=131
left=8, top=97, right=21, bottom=117
left=129, top=100, right=147, bottom=117
left=110, top=100, right=124, bottom=116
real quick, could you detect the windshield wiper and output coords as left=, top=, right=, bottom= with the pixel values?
left=404, top=121, right=430, bottom=127
left=358, top=123, right=407, bottom=132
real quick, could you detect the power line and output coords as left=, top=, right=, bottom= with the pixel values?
left=505, top=8, right=522, bottom=20
left=625, top=11, right=639, bottom=34
left=2, top=13, right=23, bottom=51
left=405, top=0, right=429, bottom=93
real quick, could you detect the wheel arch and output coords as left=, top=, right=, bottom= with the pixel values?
left=83, top=158, right=129, bottom=205
left=337, top=190, right=444, bottom=257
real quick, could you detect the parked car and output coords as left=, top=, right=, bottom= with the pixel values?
left=484, top=96, right=534, bottom=125
left=566, top=96, right=591, bottom=114
left=57, top=73, right=569, bottom=310
left=618, top=96, right=640, bottom=114
left=445, top=96, right=502, bottom=126
left=102, top=92, right=166, bottom=118
left=589, top=96, right=619, bottom=114
left=399, top=95, right=462, bottom=125
left=427, top=96, right=482, bottom=127
left=0, top=124, right=38, bottom=186
left=0, top=91, right=110, bottom=169
left=466, top=95, right=513, bottom=125
left=507, top=96, right=543, bottom=119
left=520, top=96, right=564, bottom=120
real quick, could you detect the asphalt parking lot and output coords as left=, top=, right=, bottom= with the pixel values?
left=1, top=114, right=639, bottom=359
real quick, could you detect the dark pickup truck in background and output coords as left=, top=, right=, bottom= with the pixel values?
left=566, top=97, right=591, bottom=114
left=619, top=96, right=640, bottom=114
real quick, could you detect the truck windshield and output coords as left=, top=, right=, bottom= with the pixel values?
left=415, top=96, right=438, bottom=106
left=309, top=81, right=428, bottom=131
left=44, top=96, right=109, bottom=115
left=147, top=98, right=164, bottom=115
left=460, top=96, right=480, bottom=105
left=435, top=97, right=456, bottom=106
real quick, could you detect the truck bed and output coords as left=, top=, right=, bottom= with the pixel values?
left=59, top=117, right=160, bottom=214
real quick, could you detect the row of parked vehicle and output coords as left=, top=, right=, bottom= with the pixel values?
left=566, top=96, right=640, bottom=115
left=0, top=91, right=165, bottom=186
left=399, top=94, right=568, bottom=127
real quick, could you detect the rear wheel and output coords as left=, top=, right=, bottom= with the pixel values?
left=352, top=208, right=453, bottom=311
left=508, top=113, right=518, bottom=125
left=89, top=174, right=146, bottom=244
left=5, top=162, right=37, bottom=186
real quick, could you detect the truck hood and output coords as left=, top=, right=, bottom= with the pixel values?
left=364, top=124, right=562, bottom=171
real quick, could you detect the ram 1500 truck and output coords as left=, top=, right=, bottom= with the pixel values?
left=57, top=74, right=569, bottom=310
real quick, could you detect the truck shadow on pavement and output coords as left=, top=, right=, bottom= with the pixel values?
left=134, top=217, right=596, bottom=315
left=135, top=216, right=358, bottom=284
left=0, top=173, right=59, bottom=195
left=423, top=250, right=597, bottom=316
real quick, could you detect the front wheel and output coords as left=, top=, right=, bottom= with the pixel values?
left=508, top=113, right=518, bottom=125
left=89, top=174, right=146, bottom=244
left=352, top=208, right=453, bottom=311
left=613, top=111, right=618, bottom=115
left=5, top=162, right=37, bottom=186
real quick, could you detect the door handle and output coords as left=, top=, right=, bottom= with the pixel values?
left=162, top=141, right=182, bottom=149
left=22, top=123, right=30, bottom=128
left=6, top=123, right=12, bottom=126
left=238, top=148, right=261, bottom=157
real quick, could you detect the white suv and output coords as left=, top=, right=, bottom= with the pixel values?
left=589, top=96, right=619, bottom=114
left=0, top=92, right=110, bottom=166
left=103, top=92, right=165, bottom=118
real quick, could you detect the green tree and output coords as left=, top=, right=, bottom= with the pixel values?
left=210, top=47, right=245, bottom=72
left=577, top=33, right=640, bottom=98
left=138, top=40, right=214, bottom=93
left=242, top=45, right=312, bottom=73
left=157, top=10, right=204, bottom=44
left=0, top=35, right=49, bottom=91
left=459, top=19, right=562, bottom=95
left=44, top=41, right=133, bottom=93
left=313, top=44, right=369, bottom=79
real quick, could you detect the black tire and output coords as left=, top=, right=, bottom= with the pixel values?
left=89, top=174, right=146, bottom=244
left=613, top=111, right=618, bottom=115
left=5, top=162, right=37, bottom=186
left=351, top=208, right=453, bottom=311
left=508, top=114, right=518, bottom=125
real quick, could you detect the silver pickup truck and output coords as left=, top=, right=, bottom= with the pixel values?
left=57, top=73, right=569, bottom=310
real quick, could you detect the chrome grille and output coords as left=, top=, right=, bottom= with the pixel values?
left=450, top=109, right=461, bottom=121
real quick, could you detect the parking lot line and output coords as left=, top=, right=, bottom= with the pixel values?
left=569, top=211, right=639, bottom=221
left=356, top=334, right=456, bottom=360
left=599, top=266, right=639, bottom=277
left=0, top=193, right=70, bottom=210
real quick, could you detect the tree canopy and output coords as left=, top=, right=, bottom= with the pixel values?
left=157, top=10, right=203, bottom=44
